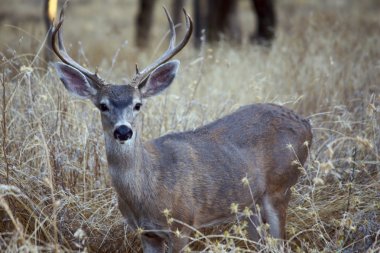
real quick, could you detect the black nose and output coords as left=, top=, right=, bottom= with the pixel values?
left=114, top=125, right=133, bottom=141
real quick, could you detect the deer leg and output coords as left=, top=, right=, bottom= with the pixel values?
left=262, top=194, right=281, bottom=238
left=141, top=233, right=166, bottom=253
left=246, top=214, right=262, bottom=242
left=225, top=0, right=242, bottom=44
left=171, top=0, right=186, bottom=25
left=250, top=0, right=276, bottom=46
left=136, top=0, right=156, bottom=48
left=168, top=236, right=189, bottom=253
left=166, top=227, right=190, bottom=253
left=193, top=0, right=207, bottom=48
left=262, top=191, right=290, bottom=239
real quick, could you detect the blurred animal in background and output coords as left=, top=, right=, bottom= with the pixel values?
left=248, top=0, right=276, bottom=46
left=136, top=0, right=276, bottom=48
left=43, top=0, right=58, bottom=63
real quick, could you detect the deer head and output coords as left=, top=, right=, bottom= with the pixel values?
left=52, top=3, right=192, bottom=144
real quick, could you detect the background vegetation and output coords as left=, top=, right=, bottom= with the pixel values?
left=0, top=0, right=379, bottom=252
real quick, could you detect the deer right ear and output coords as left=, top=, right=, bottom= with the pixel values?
left=54, top=62, right=97, bottom=98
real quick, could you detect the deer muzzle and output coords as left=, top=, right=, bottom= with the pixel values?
left=114, top=125, right=133, bottom=142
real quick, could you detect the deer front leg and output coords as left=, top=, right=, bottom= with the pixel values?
left=168, top=234, right=189, bottom=253
left=250, top=0, right=276, bottom=46
left=141, top=233, right=166, bottom=253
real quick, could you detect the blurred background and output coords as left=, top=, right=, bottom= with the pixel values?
left=1, top=0, right=379, bottom=67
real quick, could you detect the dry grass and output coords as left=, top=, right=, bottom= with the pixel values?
left=1, top=0, right=379, bottom=252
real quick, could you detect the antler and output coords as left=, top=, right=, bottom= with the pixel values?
left=130, top=7, right=193, bottom=87
left=51, top=2, right=105, bottom=87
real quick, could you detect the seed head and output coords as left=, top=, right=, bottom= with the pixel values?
left=230, top=203, right=239, bottom=214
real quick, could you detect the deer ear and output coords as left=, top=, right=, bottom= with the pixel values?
left=139, top=60, right=179, bottom=98
left=54, top=62, right=97, bottom=98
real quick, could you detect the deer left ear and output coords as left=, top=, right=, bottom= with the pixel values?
left=139, top=60, right=180, bottom=98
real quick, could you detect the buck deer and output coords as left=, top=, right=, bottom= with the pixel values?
left=52, top=4, right=312, bottom=253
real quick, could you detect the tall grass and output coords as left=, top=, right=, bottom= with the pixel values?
left=0, top=0, right=379, bottom=252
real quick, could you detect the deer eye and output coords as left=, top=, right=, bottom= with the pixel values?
left=134, top=103, right=142, bottom=111
left=99, top=103, right=109, bottom=112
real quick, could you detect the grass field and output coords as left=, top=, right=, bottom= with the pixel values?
left=0, top=0, right=379, bottom=252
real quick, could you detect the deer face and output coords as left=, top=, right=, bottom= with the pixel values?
left=54, top=60, right=179, bottom=144
left=94, top=85, right=140, bottom=143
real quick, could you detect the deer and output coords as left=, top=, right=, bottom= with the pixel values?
left=51, top=4, right=312, bottom=253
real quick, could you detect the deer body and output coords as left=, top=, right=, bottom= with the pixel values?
left=51, top=5, right=311, bottom=252
left=105, top=103, right=311, bottom=250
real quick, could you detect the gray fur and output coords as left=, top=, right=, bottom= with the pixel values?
left=56, top=61, right=312, bottom=252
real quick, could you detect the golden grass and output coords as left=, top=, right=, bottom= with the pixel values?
left=0, top=0, right=379, bottom=252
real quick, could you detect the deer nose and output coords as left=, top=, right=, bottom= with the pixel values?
left=114, top=125, right=133, bottom=141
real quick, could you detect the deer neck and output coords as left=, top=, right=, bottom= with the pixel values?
left=106, top=125, right=156, bottom=203
left=103, top=125, right=158, bottom=215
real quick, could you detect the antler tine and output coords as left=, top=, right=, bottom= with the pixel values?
left=52, top=3, right=105, bottom=87
left=131, top=8, right=193, bottom=87
left=165, top=7, right=176, bottom=51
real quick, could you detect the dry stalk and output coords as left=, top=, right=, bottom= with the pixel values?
left=1, top=69, right=10, bottom=184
